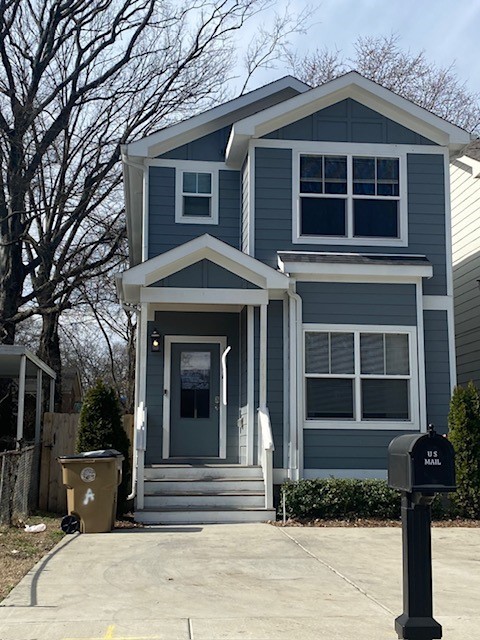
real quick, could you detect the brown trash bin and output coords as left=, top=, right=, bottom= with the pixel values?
left=58, top=450, right=124, bottom=533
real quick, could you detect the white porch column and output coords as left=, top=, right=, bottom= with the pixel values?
left=259, top=303, right=267, bottom=409
left=16, top=354, right=27, bottom=446
left=247, top=306, right=255, bottom=465
left=136, top=302, right=149, bottom=510
left=35, top=370, right=43, bottom=445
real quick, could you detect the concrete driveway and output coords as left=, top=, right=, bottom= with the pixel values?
left=0, top=524, right=478, bottom=640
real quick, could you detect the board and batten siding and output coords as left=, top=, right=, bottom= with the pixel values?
left=145, top=312, right=240, bottom=464
left=423, top=310, right=451, bottom=433
left=148, top=166, right=241, bottom=257
left=451, top=160, right=480, bottom=387
left=152, top=259, right=258, bottom=289
left=253, top=150, right=447, bottom=296
left=298, top=282, right=417, bottom=326
left=264, top=99, right=436, bottom=145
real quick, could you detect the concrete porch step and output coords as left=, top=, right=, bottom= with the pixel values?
left=144, top=478, right=265, bottom=493
left=144, top=464, right=262, bottom=481
left=144, top=492, right=265, bottom=509
left=134, top=507, right=277, bottom=525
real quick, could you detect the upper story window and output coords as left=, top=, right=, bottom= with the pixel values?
left=304, top=325, right=418, bottom=429
left=175, top=166, right=219, bottom=225
left=295, top=150, right=406, bottom=246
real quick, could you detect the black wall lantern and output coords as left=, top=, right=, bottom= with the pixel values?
left=150, top=329, right=161, bottom=352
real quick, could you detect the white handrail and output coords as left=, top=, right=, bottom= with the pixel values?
left=221, top=346, right=231, bottom=405
left=258, top=406, right=274, bottom=509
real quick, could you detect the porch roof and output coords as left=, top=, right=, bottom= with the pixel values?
left=117, top=234, right=290, bottom=304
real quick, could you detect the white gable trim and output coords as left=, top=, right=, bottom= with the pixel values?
left=119, top=234, right=289, bottom=303
left=457, top=155, right=480, bottom=178
left=124, top=77, right=310, bottom=158
left=226, top=72, right=471, bottom=167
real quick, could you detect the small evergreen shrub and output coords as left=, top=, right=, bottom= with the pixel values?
left=280, top=478, right=455, bottom=521
left=448, top=382, right=480, bottom=518
left=76, top=380, right=131, bottom=515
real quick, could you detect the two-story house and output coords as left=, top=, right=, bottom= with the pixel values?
left=117, top=72, right=471, bottom=524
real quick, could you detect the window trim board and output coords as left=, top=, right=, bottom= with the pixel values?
left=174, top=164, right=219, bottom=225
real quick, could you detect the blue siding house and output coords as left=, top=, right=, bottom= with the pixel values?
left=117, top=72, right=471, bottom=524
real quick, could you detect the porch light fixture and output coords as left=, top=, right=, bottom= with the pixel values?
left=150, top=329, right=161, bottom=352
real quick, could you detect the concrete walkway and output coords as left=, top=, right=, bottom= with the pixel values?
left=0, top=524, right=478, bottom=640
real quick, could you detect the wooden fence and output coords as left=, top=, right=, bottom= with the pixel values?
left=39, top=412, right=134, bottom=514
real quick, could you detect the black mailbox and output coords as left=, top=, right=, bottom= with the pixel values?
left=388, top=428, right=456, bottom=494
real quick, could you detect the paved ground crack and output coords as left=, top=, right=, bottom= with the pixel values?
left=278, top=528, right=394, bottom=616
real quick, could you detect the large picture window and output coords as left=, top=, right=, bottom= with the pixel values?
left=298, top=152, right=402, bottom=243
left=304, top=326, right=416, bottom=428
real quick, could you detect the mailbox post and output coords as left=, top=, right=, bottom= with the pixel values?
left=388, top=424, right=456, bottom=640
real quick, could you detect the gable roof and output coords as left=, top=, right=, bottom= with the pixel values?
left=226, top=71, right=472, bottom=167
left=123, top=76, right=310, bottom=159
left=117, top=234, right=289, bottom=303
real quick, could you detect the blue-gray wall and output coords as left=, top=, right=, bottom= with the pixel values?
left=424, top=310, right=451, bottom=433
left=304, top=429, right=407, bottom=470
left=145, top=312, right=240, bottom=463
left=298, top=282, right=417, bottom=325
left=148, top=167, right=240, bottom=257
left=254, top=148, right=446, bottom=295
left=264, top=99, right=436, bottom=145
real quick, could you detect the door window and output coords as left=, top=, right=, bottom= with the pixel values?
left=180, top=351, right=211, bottom=418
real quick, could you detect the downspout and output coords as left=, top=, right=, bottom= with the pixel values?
left=287, top=283, right=302, bottom=481
left=127, top=304, right=142, bottom=502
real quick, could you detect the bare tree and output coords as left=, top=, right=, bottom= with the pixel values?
left=287, top=34, right=480, bottom=134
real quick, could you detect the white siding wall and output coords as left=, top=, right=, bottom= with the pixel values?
left=451, top=159, right=480, bottom=386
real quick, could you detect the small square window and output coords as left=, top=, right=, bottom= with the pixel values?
left=176, top=168, right=218, bottom=224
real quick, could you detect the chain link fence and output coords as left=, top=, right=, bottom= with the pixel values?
left=0, top=445, right=40, bottom=525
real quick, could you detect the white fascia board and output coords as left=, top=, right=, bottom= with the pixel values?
left=457, top=155, right=480, bottom=178
left=120, top=234, right=289, bottom=291
left=140, top=287, right=268, bottom=305
left=125, top=77, right=310, bottom=158
left=226, top=72, right=471, bottom=167
left=278, top=258, right=433, bottom=281
left=122, top=155, right=145, bottom=266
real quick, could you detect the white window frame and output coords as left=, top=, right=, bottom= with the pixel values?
left=303, top=323, right=419, bottom=430
left=175, top=161, right=219, bottom=225
left=293, top=145, right=408, bottom=247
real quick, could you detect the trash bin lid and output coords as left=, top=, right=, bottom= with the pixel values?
left=58, top=449, right=123, bottom=460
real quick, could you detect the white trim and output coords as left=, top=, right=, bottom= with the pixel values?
left=443, top=150, right=454, bottom=297
left=291, top=147, right=408, bottom=247
left=303, top=468, right=388, bottom=480
left=175, top=166, right=219, bottom=226
left=162, top=335, right=227, bottom=460
left=447, top=302, right=457, bottom=393
left=278, top=259, right=432, bottom=281
left=140, top=287, right=268, bottom=306
left=295, top=290, right=304, bottom=478
left=253, top=138, right=447, bottom=156
left=146, top=158, right=233, bottom=170
left=137, top=303, right=148, bottom=509
left=126, top=76, right=310, bottom=157
left=422, top=295, right=452, bottom=310
left=247, top=306, right=255, bottom=465
left=457, top=154, right=480, bottom=178
left=302, top=323, right=420, bottom=431
left=283, top=295, right=289, bottom=470
left=249, top=141, right=255, bottom=256
left=416, top=281, right=427, bottom=433
left=142, top=164, right=149, bottom=262
left=259, top=304, right=267, bottom=408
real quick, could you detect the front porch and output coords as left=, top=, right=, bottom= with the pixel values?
left=117, top=235, right=291, bottom=523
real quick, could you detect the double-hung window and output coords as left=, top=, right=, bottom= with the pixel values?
left=304, top=326, right=417, bottom=428
left=298, top=152, right=404, bottom=245
left=175, top=167, right=219, bottom=224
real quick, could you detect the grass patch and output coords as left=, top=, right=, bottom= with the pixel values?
left=0, top=513, right=64, bottom=602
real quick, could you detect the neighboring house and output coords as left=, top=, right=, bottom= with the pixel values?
left=117, top=72, right=471, bottom=524
left=451, top=140, right=480, bottom=387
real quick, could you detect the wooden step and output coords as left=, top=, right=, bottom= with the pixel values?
left=144, top=492, right=265, bottom=509
left=134, top=507, right=276, bottom=525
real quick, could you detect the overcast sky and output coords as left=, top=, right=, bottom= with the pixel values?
left=242, top=0, right=480, bottom=93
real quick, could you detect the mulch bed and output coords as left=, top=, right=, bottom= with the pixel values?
left=273, top=517, right=480, bottom=527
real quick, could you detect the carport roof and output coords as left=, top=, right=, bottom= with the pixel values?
left=0, top=345, right=56, bottom=379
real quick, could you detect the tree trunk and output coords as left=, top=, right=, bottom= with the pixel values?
left=37, top=311, right=62, bottom=412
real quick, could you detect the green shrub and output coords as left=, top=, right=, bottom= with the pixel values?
left=280, top=478, right=455, bottom=521
left=448, top=382, right=480, bottom=518
left=76, top=380, right=131, bottom=516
